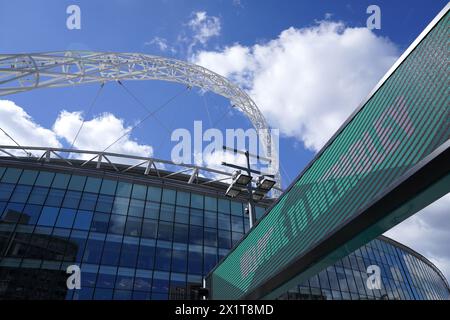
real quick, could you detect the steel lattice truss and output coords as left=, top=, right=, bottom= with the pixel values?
left=0, top=51, right=281, bottom=190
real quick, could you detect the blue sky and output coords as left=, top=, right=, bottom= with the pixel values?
left=0, top=0, right=446, bottom=182
left=0, top=0, right=449, bottom=279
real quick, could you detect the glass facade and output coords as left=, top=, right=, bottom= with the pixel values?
left=280, top=237, right=450, bottom=300
left=0, top=164, right=448, bottom=300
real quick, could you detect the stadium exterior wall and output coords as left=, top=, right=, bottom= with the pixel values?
left=0, top=158, right=448, bottom=300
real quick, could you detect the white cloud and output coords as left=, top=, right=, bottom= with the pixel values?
left=145, top=37, right=176, bottom=54
left=192, top=21, right=399, bottom=151
left=52, top=110, right=153, bottom=162
left=232, top=0, right=243, bottom=8
left=0, top=100, right=61, bottom=155
left=188, top=11, right=221, bottom=46
left=385, top=193, right=450, bottom=283
left=0, top=100, right=154, bottom=165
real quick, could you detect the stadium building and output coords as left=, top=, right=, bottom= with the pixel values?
left=0, top=154, right=448, bottom=300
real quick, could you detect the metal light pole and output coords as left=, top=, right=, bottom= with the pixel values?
left=244, top=150, right=256, bottom=228
left=221, top=146, right=274, bottom=229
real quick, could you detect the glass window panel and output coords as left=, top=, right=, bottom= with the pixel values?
left=96, top=195, right=114, bottom=213
left=112, top=197, right=130, bottom=215
left=327, top=267, right=340, bottom=291
left=96, top=266, right=116, bottom=288
left=204, top=210, right=217, bottom=228
left=116, top=182, right=132, bottom=198
left=35, top=171, right=55, bottom=187
left=45, top=189, right=65, bottom=207
left=354, top=271, right=367, bottom=295
left=22, top=204, right=42, bottom=225
left=218, top=230, right=231, bottom=249
left=188, top=249, right=203, bottom=275
left=152, top=271, right=170, bottom=293
left=144, top=201, right=159, bottom=219
left=160, top=204, right=175, bottom=222
left=204, top=249, right=217, bottom=274
left=55, top=208, right=76, bottom=229
left=172, top=247, right=187, bottom=272
left=0, top=202, right=6, bottom=217
left=62, top=191, right=82, bottom=209
left=67, top=175, right=86, bottom=191
left=204, top=228, right=217, bottom=247
left=218, top=198, right=230, bottom=213
left=73, top=210, right=93, bottom=230
left=309, top=275, right=320, bottom=288
left=175, top=206, right=189, bottom=224
left=336, top=267, right=348, bottom=291
left=82, top=238, right=104, bottom=264
left=10, top=185, right=32, bottom=203
left=345, top=269, right=358, bottom=293
left=117, top=268, right=136, bottom=292
left=79, top=192, right=98, bottom=211
left=173, top=223, right=188, bottom=243
left=0, top=167, right=4, bottom=179
left=91, top=212, right=110, bottom=233
left=176, top=191, right=190, bottom=206
left=231, top=201, right=243, bottom=216
left=134, top=269, right=152, bottom=291
left=191, top=193, right=203, bottom=209
left=65, top=231, right=87, bottom=262
left=155, top=246, right=172, bottom=271
left=0, top=183, right=14, bottom=201
left=1, top=203, right=25, bottom=221
left=124, top=216, right=142, bottom=237
left=18, top=170, right=38, bottom=185
left=131, top=184, right=147, bottom=200
left=108, top=214, right=126, bottom=235
left=190, top=208, right=203, bottom=226
left=84, top=177, right=101, bottom=193
left=231, top=215, right=244, bottom=233
left=158, top=221, right=173, bottom=241
left=162, top=188, right=176, bottom=204
left=120, top=238, right=139, bottom=268
left=1, top=168, right=22, bottom=183
left=28, top=187, right=49, bottom=205
left=37, top=206, right=59, bottom=226
left=189, top=225, right=203, bottom=245
left=128, top=199, right=145, bottom=217
left=232, top=232, right=242, bottom=246
left=204, top=196, right=217, bottom=211
left=319, top=270, right=331, bottom=290
left=101, top=236, right=122, bottom=266
left=147, top=186, right=161, bottom=202
left=100, top=179, right=117, bottom=195
left=218, top=213, right=231, bottom=230
left=52, top=173, right=70, bottom=189
left=141, top=219, right=158, bottom=239
left=170, top=272, right=187, bottom=295
left=137, top=239, right=155, bottom=269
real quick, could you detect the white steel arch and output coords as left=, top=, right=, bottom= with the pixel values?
left=0, top=51, right=281, bottom=191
